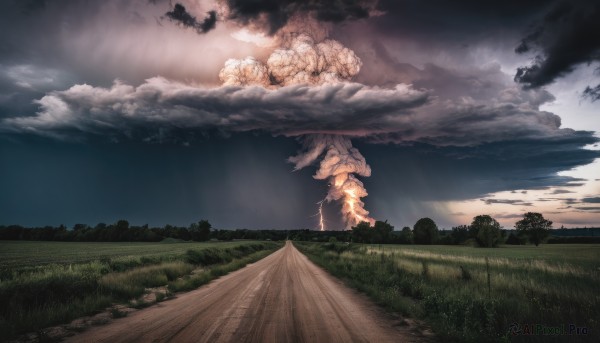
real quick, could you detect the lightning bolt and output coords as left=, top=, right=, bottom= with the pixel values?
left=318, top=198, right=326, bottom=231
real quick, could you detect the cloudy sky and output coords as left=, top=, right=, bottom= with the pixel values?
left=0, top=0, right=598, bottom=230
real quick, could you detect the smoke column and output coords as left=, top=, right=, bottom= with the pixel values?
left=218, top=22, right=374, bottom=229
left=290, top=134, right=375, bottom=228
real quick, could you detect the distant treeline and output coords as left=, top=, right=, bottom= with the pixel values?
left=0, top=220, right=287, bottom=242
left=1, top=220, right=599, bottom=244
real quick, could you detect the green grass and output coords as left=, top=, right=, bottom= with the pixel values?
left=0, top=240, right=260, bottom=274
left=0, top=240, right=282, bottom=340
left=295, top=242, right=600, bottom=343
left=100, top=262, right=195, bottom=299
left=370, top=244, right=600, bottom=269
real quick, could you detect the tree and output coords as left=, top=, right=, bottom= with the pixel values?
left=505, top=233, right=523, bottom=245
left=413, top=218, right=438, bottom=244
left=109, top=219, right=129, bottom=242
left=190, top=220, right=211, bottom=241
left=470, top=215, right=502, bottom=247
left=372, top=220, right=394, bottom=243
left=515, top=212, right=552, bottom=246
left=398, top=226, right=413, bottom=244
left=116, top=220, right=129, bottom=230
left=351, top=221, right=372, bottom=243
left=73, top=223, right=89, bottom=231
left=450, top=225, right=469, bottom=244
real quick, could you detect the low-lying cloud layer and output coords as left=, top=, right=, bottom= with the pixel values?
left=2, top=75, right=592, bottom=152
left=1, top=80, right=424, bottom=139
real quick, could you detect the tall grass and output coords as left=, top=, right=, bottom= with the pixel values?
left=295, top=242, right=599, bottom=343
left=0, top=241, right=281, bottom=340
left=100, top=262, right=194, bottom=299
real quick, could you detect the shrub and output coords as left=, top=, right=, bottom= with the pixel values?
left=186, top=248, right=231, bottom=265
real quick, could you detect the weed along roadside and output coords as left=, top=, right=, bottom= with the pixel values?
left=293, top=241, right=599, bottom=343
left=0, top=241, right=282, bottom=341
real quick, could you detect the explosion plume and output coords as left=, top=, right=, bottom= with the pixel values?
left=219, top=32, right=362, bottom=87
left=218, top=27, right=373, bottom=228
left=291, top=134, right=374, bottom=228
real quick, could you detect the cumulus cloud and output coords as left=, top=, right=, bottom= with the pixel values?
left=219, top=33, right=362, bottom=87
left=218, top=57, right=270, bottom=86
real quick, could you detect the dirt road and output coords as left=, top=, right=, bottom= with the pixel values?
left=67, top=241, right=428, bottom=342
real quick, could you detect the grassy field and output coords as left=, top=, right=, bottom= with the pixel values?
left=0, top=240, right=282, bottom=339
left=295, top=242, right=600, bottom=343
left=0, top=240, right=258, bottom=272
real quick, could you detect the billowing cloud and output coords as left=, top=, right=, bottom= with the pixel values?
left=3, top=74, right=595, bottom=153
left=0, top=79, right=427, bottom=140
left=219, top=33, right=362, bottom=87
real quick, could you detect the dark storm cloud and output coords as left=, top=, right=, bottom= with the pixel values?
left=226, top=0, right=373, bottom=34
left=164, top=3, right=216, bottom=34
left=370, top=0, right=549, bottom=43
left=359, top=140, right=599, bottom=203
left=3, top=74, right=596, bottom=153
left=0, top=64, right=77, bottom=120
left=0, top=0, right=599, bottom=228
left=357, top=140, right=598, bottom=227
left=514, top=0, right=600, bottom=91
left=339, top=0, right=598, bottom=103
left=0, top=80, right=428, bottom=140
left=582, top=83, right=600, bottom=102
left=581, top=197, right=600, bottom=203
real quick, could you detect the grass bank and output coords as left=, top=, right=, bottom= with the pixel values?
left=294, top=242, right=599, bottom=343
left=0, top=241, right=282, bottom=339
